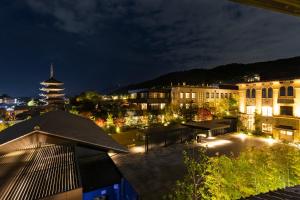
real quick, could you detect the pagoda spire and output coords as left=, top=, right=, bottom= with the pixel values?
left=50, top=63, right=54, bottom=78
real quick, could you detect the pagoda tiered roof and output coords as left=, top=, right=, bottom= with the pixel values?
left=40, top=65, right=65, bottom=106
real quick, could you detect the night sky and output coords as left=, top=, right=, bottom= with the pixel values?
left=1, top=0, right=300, bottom=97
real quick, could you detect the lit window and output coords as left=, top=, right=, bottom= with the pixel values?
left=130, top=93, right=137, bottom=99
left=280, top=130, right=293, bottom=136
left=206, top=92, right=209, bottom=98
left=262, top=123, right=272, bottom=133
left=246, top=106, right=256, bottom=115
left=192, top=93, right=196, bottom=98
left=287, top=131, right=293, bottom=136
left=141, top=103, right=147, bottom=110
left=180, top=103, right=183, bottom=108
left=261, top=106, right=272, bottom=116
left=186, top=104, right=190, bottom=109
left=180, top=93, right=184, bottom=99
left=160, top=103, right=166, bottom=110
left=185, top=93, right=190, bottom=98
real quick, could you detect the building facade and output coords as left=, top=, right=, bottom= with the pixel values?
left=128, top=88, right=171, bottom=111
left=238, top=79, right=300, bottom=142
left=171, top=85, right=238, bottom=109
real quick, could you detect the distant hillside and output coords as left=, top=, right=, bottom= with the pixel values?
left=112, top=56, right=300, bottom=94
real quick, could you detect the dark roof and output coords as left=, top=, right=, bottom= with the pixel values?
left=0, top=110, right=128, bottom=153
left=244, top=185, right=300, bottom=200
left=275, top=125, right=296, bottom=130
left=76, top=147, right=123, bottom=192
left=185, top=120, right=230, bottom=130
left=0, top=144, right=81, bottom=199
left=42, top=77, right=63, bottom=84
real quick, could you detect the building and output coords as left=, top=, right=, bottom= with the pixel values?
left=0, top=110, right=138, bottom=200
left=171, top=84, right=238, bottom=109
left=238, top=79, right=300, bottom=142
left=40, top=65, right=65, bottom=107
left=128, top=88, right=171, bottom=111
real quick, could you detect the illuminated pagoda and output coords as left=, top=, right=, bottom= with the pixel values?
left=40, top=64, right=65, bottom=107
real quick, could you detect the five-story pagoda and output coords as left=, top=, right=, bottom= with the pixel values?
left=40, top=65, right=65, bottom=107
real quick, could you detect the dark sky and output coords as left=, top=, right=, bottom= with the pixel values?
left=1, top=0, right=300, bottom=97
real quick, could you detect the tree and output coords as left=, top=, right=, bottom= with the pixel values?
left=179, top=103, right=198, bottom=122
left=196, top=108, right=212, bottom=121
left=252, top=112, right=262, bottom=135
left=169, top=147, right=209, bottom=200
left=171, top=144, right=300, bottom=200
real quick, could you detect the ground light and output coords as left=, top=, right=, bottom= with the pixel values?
left=260, top=137, right=277, bottom=146
left=233, top=132, right=248, bottom=141
left=130, top=146, right=145, bottom=153
left=199, top=139, right=232, bottom=148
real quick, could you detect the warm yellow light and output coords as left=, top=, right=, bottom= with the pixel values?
left=116, top=127, right=121, bottom=133
left=234, top=132, right=246, bottom=139
left=130, top=146, right=145, bottom=153
left=200, top=139, right=232, bottom=148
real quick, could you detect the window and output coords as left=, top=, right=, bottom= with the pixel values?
left=287, top=86, right=294, bottom=96
left=280, top=106, right=293, bottom=116
left=180, top=93, right=184, bottom=99
left=251, top=89, right=256, bottom=98
left=225, top=93, right=228, bottom=98
left=246, top=106, right=256, bottom=115
left=211, top=93, right=214, bottom=98
left=229, top=93, right=232, bottom=98
left=268, top=88, right=273, bottom=98
left=262, top=123, right=272, bottom=133
left=159, top=93, right=165, bottom=98
left=192, top=92, right=196, bottom=99
left=262, top=88, right=267, bottom=98
left=246, top=89, right=250, bottom=98
left=216, top=93, right=219, bottom=98
left=180, top=103, right=183, bottom=108
left=221, top=93, right=224, bottom=98
left=280, top=86, right=286, bottom=96
left=280, top=130, right=293, bottom=136
left=141, top=103, right=147, bottom=110
left=160, top=103, right=166, bottom=110
left=185, top=93, right=190, bottom=98
left=206, top=92, right=209, bottom=98
left=186, top=104, right=190, bottom=109
left=261, top=106, right=272, bottom=116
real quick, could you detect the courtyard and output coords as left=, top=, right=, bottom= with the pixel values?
left=112, top=133, right=278, bottom=200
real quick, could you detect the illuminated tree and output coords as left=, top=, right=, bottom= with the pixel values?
left=169, top=147, right=209, bottom=200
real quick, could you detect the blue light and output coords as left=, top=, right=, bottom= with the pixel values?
left=113, top=184, right=119, bottom=190
left=101, top=190, right=107, bottom=195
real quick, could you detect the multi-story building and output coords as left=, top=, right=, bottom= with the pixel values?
left=128, top=88, right=171, bottom=111
left=171, top=84, right=238, bottom=109
left=238, top=79, right=300, bottom=142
